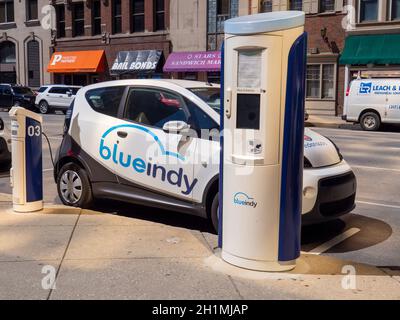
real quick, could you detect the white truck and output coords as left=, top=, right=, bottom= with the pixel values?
left=343, top=78, right=400, bottom=131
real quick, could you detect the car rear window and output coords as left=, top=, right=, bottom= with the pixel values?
left=85, top=86, right=126, bottom=117
left=49, top=87, right=70, bottom=94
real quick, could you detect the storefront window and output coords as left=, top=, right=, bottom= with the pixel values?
left=56, top=5, right=65, bottom=38
left=27, top=0, right=38, bottom=21
left=154, top=0, right=165, bottom=31
left=207, top=72, right=220, bottom=84
left=73, top=2, right=85, bottom=37
left=320, top=0, right=335, bottom=12
left=306, top=64, right=335, bottom=100
left=92, top=0, right=101, bottom=35
left=207, top=0, right=238, bottom=50
left=131, top=0, right=145, bottom=32
left=390, top=0, right=400, bottom=20
left=322, top=64, right=334, bottom=99
left=184, top=72, right=197, bottom=81
left=0, top=0, right=14, bottom=23
left=359, top=0, right=378, bottom=22
left=289, top=0, right=303, bottom=11
left=27, top=40, right=40, bottom=88
left=260, top=0, right=272, bottom=12
left=306, top=65, right=320, bottom=98
left=112, top=0, right=122, bottom=34
left=0, top=41, right=16, bottom=64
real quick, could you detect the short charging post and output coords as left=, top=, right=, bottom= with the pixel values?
left=9, top=107, right=43, bottom=212
left=220, top=11, right=307, bottom=272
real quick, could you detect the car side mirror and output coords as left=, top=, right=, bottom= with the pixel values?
left=0, top=118, right=4, bottom=131
left=162, top=121, right=189, bottom=134
left=67, top=91, right=73, bottom=97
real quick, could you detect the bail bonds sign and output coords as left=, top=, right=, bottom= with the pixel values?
left=111, top=50, right=162, bottom=73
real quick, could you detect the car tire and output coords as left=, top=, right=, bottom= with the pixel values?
left=57, top=163, right=93, bottom=208
left=210, top=192, right=219, bottom=233
left=39, top=100, right=49, bottom=114
left=360, top=112, right=380, bottom=131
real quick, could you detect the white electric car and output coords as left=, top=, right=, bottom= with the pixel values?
left=54, top=80, right=356, bottom=231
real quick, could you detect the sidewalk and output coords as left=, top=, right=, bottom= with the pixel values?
left=0, top=202, right=399, bottom=300
left=306, top=114, right=356, bottom=129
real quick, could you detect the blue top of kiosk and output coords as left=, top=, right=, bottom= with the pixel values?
left=225, top=11, right=305, bottom=35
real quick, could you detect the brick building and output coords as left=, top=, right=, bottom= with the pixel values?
left=253, top=0, right=347, bottom=115
left=341, top=0, right=400, bottom=98
left=50, top=0, right=171, bottom=85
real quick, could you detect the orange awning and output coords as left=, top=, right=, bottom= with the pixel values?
left=47, top=50, right=106, bottom=73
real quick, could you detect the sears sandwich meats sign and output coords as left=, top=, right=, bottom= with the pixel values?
left=111, top=50, right=162, bottom=73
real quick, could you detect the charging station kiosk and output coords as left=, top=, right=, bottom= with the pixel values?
left=9, top=107, right=43, bottom=212
left=220, top=11, right=307, bottom=271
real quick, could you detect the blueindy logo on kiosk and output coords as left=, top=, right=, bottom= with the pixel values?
left=233, top=192, right=258, bottom=208
left=99, top=124, right=198, bottom=195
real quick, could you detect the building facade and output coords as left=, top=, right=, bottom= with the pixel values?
left=50, top=0, right=171, bottom=85
left=253, top=0, right=347, bottom=115
left=341, top=0, right=400, bottom=96
left=169, top=0, right=348, bottom=115
left=0, top=0, right=52, bottom=89
left=167, top=0, right=239, bottom=82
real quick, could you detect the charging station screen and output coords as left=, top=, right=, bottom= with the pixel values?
left=236, top=94, right=260, bottom=129
left=238, top=50, right=262, bottom=88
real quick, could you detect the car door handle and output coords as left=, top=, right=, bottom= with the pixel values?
left=117, top=131, right=128, bottom=138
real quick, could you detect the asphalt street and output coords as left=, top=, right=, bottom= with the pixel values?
left=0, top=111, right=399, bottom=271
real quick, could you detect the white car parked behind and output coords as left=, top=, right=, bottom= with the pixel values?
left=35, top=85, right=82, bottom=114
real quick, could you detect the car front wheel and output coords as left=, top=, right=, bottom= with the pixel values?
left=39, top=100, right=49, bottom=114
left=57, top=163, right=93, bottom=208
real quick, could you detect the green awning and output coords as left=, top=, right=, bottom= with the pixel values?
left=339, top=34, right=400, bottom=65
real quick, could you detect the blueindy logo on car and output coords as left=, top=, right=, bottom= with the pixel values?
left=99, top=124, right=198, bottom=196
left=233, top=192, right=257, bottom=208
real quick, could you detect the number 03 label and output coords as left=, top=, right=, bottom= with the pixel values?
left=27, top=125, right=41, bottom=137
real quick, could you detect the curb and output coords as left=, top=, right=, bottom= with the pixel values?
left=306, top=122, right=360, bottom=130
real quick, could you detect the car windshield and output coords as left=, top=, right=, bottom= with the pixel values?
left=12, top=87, right=34, bottom=95
left=188, top=87, right=220, bottom=113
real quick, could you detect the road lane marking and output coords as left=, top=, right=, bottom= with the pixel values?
left=308, top=228, right=361, bottom=255
left=352, top=165, right=400, bottom=173
left=357, top=200, right=400, bottom=209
